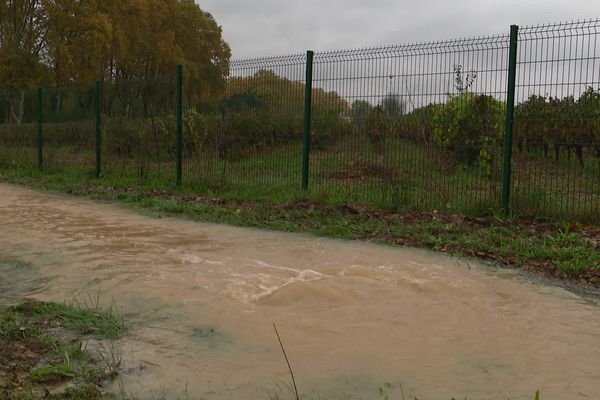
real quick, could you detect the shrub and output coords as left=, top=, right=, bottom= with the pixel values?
left=514, top=95, right=550, bottom=152
left=514, top=89, right=600, bottom=162
left=576, top=87, right=600, bottom=157
left=216, top=110, right=302, bottom=161
left=183, top=109, right=220, bottom=154
left=312, top=111, right=354, bottom=149
left=432, top=93, right=504, bottom=173
left=394, top=103, right=440, bottom=143
left=0, top=122, right=94, bottom=150
left=380, top=93, right=406, bottom=122
left=350, top=100, right=373, bottom=133
left=0, top=123, right=37, bottom=147
left=45, top=122, right=95, bottom=149
left=365, top=106, right=391, bottom=149
left=103, top=114, right=175, bottom=178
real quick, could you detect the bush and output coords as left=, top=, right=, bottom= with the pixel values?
left=183, top=109, right=220, bottom=154
left=45, top=122, right=95, bottom=149
left=432, top=93, right=504, bottom=173
left=514, top=95, right=550, bottom=152
left=394, top=104, right=440, bottom=143
left=514, top=89, right=600, bottom=162
left=213, top=110, right=302, bottom=161
left=0, top=122, right=95, bottom=150
left=0, top=123, right=37, bottom=147
left=312, top=111, right=354, bottom=149
left=350, top=100, right=373, bottom=133
left=365, top=106, right=391, bottom=149
left=576, top=87, right=600, bottom=154
left=103, top=115, right=175, bottom=178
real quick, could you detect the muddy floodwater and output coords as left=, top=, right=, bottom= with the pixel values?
left=1, top=183, right=599, bottom=400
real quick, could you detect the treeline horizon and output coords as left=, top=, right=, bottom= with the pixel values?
left=0, top=0, right=230, bottom=90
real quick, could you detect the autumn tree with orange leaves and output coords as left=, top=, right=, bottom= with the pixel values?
left=0, top=0, right=230, bottom=88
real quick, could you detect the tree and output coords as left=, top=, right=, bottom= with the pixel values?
left=432, top=92, right=504, bottom=172
left=170, top=0, right=230, bottom=99
left=0, top=0, right=48, bottom=88
left=380, top=93, right=406, bottom=121
left=226, top=69, right=348, bottom=116
left=0, top=0, right=231, bottom=89
left=0, top=0, right=50, bottom=122
left=514, top=95, right=550, bottom=153
left=350, top=100, right=373, bottom=132
left=577, top=87, right=600, bottom=149
left=366, top=105, right=391, bottom=150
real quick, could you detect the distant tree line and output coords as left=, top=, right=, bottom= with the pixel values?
left=0, top=0, right=230, bottom=122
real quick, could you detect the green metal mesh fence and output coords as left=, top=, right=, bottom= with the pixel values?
left=41, top=84, right=96, bottom=175
left=0, top=19, right=598, bottom=223
left=101, top=75, right=177, bottom=186
left=310, top=35, right=511, bottom=214
left=512, top=21, right=600, bottom=221
left=0, top=88, right=39, bottom=170
left=183, top=54, right=307, bottom=197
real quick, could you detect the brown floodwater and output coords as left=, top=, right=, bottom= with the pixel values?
left=0, top=183, right=599, bottom=400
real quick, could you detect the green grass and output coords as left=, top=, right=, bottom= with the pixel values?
left=14, top=299, right=126, bottom=338
left=0, top=134, right=598, bottom=222
left=0, top=301, right=124, bottom=400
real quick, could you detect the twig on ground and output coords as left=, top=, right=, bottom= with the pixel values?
left=273, top=323, right=299, bottom=400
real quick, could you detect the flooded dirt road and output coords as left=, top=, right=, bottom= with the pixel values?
left=1, top=183, right=599, bottom=400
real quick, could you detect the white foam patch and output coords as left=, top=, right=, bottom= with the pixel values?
left=167, top=249, right=224, bottom=266
left=226, top=263, right=326, bottom=304
left=250, top=259, right=302, bottom=274
left=249, top=269, right=325, bottom=303
left=181, top=254, right=203, bottom=264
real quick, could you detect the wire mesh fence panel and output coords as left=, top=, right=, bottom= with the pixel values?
left=40, top=84, right=96, bottom=176
left=0, top=88, right=39, bottom=171
left=1, top=19, right=598, bottom=223
left=311, top=36, right=510, bottom=214
left=183, top=55, right=306, bottom=198
left=513, top=20, right=600, bottom=222
left=101, top=76, right=178, bottom=187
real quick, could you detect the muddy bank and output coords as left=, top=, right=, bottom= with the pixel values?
left=1, top=183, right=600, bottom=399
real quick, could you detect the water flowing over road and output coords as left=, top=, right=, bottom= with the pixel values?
left=1, top=183, right=599, bottom=400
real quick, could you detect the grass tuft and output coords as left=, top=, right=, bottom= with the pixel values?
left=0, top=301, right=124, bottom=400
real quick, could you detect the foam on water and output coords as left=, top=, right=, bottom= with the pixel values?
left=1, top=183, right=599, bottom=400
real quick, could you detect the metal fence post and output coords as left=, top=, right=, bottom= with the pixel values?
left=95, top=81, right=102, bottom=178
left=37, top=87, right=43, bottom=170
left=302, top=50, right=314, bottom=191
left=502, top=25, right=519, bottom=217
left=176, top=64, right=183, bottom=186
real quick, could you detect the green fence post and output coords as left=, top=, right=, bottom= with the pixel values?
left=95, top=80, right=102, bottom=178
left=37, top=87, right=43, bottom=170
left=302, top=50, right=314, bottom=191
left=502, top=25, right=519, bottom=217
left=176, top=64, right=183, bottom=187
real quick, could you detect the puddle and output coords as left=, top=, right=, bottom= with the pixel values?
left=0, top=183, right=599, bottom=400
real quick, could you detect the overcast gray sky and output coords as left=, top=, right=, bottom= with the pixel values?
left=198, top=0, right=600, bottom=59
